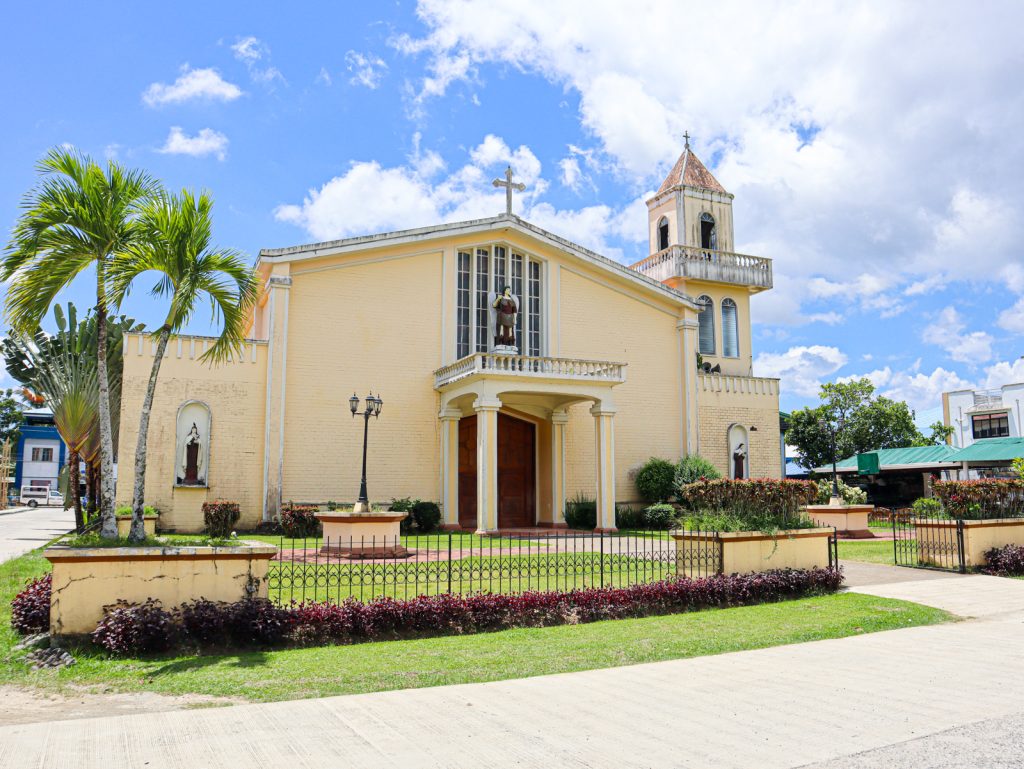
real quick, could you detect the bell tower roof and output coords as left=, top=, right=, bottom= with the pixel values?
left=656, top=141, right=727, bottom=196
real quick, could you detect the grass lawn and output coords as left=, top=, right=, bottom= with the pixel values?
left=0, top=548, right=950, bottom=704
left=838, top=540, right=897, bottom=564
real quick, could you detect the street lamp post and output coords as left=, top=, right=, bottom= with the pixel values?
left=819, top=414, right=845, bottom=505
left=349, top=391, right=383, bottom=512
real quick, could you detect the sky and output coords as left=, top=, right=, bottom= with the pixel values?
left=1, top=0, right=1022, bottom=421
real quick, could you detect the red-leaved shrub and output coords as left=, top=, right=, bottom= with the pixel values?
left=91, top=599, right=178, bottom=654
left=91, top=567, right=843, bottom=655
left=11, top=573, right=51, bottom=634
left=202, top=500, right=241, bottom=537
left=280, top=504, right=321, bottom=538
left=982, top=544, right=1024, bottom=576
left=933, top=479, right=1024, bottom=520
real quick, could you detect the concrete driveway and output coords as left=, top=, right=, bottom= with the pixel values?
left=0, top=505, right=74, bottom=562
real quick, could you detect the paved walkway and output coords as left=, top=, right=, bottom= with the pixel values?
left=0, top=505, right=73, bottom=562
left=2, top=568, right=1024, bottom=768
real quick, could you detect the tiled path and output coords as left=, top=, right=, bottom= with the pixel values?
left=2, top=565, right=1024, bottom=768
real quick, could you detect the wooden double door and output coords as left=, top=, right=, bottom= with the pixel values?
left=457, top=413, right=536, bottom=530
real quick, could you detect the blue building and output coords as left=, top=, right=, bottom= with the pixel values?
left=14, top=409, right=66, bottom=492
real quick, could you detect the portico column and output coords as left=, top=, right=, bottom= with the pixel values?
left=550, top=409, right=569, bottom=526
left=474, top=397, right=501, bottom=534
left=438, top=407, right=461, bottom=530
left=678, top=316, right=700, bottom=457
left=592, top=403, right=617, bottom=533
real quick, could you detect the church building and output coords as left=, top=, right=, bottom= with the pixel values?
left=115, top=142, right=781, bottom=532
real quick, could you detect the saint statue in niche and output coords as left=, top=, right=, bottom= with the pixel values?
left=491, top=284, right=520, bottom=349
left=732, top=443, right=747, bottom=480
left=178, top=421, right=205, bottom=485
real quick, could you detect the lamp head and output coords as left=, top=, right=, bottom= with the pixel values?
left=349, top=393, right=359, bottom=417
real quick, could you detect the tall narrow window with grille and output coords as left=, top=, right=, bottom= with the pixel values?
left=697, top=295, right=715, bottom=355
left=511, top=252, right=524, bottom=351
left=528, top=261, right=541, bottom=357
left=475, top=248, right=490, bottom=352
left=721, top=298, right=739, bottom=357
left=456, top=251, right=471, bottom=359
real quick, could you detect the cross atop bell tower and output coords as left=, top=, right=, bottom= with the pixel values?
left=492, top=166, right=526, bottom=215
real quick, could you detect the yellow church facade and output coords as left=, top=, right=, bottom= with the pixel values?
left=115, top=145, right=781, bottom=532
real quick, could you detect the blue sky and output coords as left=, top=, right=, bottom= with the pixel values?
left=2, top=1, right=1022, bottom=420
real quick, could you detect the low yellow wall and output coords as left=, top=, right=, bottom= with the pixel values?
left=115, top=517, right=158, bottom=538
left=916, top=518, right=1024, bottom=568
left=673, top=528, right=833, bottom=576
left=45, top=543, right=277, bottom=637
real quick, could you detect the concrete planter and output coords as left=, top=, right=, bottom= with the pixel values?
left=44, top=541, right=277, bottom=638
left=672, top=528, right=834, bottom=577
left=916, top=517, right=1024, bottom=568
left=315, top=511, right=410, bottom=558
left=115, top=515, right=159, bottom=538
left=805, top=504, right=874, bottom=538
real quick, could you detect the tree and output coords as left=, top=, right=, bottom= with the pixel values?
left=787, top=378, right=926, bottom=470
left=0, top=389, right=24, bottom=447
left=2, top=147, right=159, bottom=538
left=923, top=421, right=955, bottom=446
left=1, top=304, right=139, bottom=532
left=111, top=189, right=258, bottom=542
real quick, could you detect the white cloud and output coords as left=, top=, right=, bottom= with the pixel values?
left=847, top=365, right=974, bottom=413
left=346, top=51, right=388, bottom=89
left=754, top=345, right=848, bottom=398
left=143, top=66, right=242, bottom=106
left=922, top=305, right=994, bottom=364
left=997, top=297, right=1024, bottom=334
left=158, top=127, right=229, bottom=161
left=393, top=1, right=1024, bottom=320
left=316, top=67, right=333, bottom=87
left=231, top=36, right=286, bottom=85
left=983, top=358, right=1024, bottom=388
left=559, top=156, right=582, bottom=190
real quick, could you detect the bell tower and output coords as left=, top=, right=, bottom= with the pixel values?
left=646, top=133, right=735, bottom=255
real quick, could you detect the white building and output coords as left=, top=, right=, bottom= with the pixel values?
left=943, top=382, right=1024, bottom=449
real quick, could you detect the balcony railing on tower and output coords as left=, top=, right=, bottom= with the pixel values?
left=435, top=353, right=626, bottom=389
left=631, top=245, right=773, bottom=290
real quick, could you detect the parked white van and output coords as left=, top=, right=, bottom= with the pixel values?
left=20, top=485, right=64, bottom=508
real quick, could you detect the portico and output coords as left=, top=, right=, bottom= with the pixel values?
left=435, top=352, right=625, bottom=533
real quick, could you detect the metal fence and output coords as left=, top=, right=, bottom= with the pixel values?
left=892, top=513, right=966, bottom=573
left=268, top=530, right=730, bottom=605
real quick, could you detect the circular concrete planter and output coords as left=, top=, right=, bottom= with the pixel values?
left=672, top=527, right=834, bottom=577
left=43, top=541, right=277, bottom=639
left=805, top=504, right=874, bottom=538
left=314, top=511, right=410, bottom=558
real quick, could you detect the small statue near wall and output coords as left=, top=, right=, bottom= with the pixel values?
left=732, top=443, right=747, bottom=480
left=179, top=422, right=205, bottom=485
left=491, top=284, right=520, bottom=351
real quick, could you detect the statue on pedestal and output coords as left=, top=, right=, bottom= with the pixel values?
left=491, top=285, right=520, bottom=352
left=732, top=443, right=747, bottom=480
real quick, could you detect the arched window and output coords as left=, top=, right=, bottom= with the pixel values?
left=721, top=298, right=739, bottom=357
left=657, top=217, right=670, bottom=251
left=700, top=212, right=717, bottom=250
left=175, top=401, right=211, bottom=487
left=697, top=295, right=715, bottom=355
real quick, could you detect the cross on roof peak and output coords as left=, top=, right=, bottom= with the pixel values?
left=492, top=165, right=526, bottom=215
left=683, top=131, right=691, bottom=150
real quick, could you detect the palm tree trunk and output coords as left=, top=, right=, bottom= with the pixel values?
left=69, top=450, right=84, bottom=533
left=95, top=285, right=117, bottom=539
left=84, top=462, right=95, bottom=525
left=129, top=326, right=171, bottom=542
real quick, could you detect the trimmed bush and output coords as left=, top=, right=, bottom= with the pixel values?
left=982, top=544, right=1024, bottom=576
left=933, top=479, right=1024, bottom=520
left=11, top=573, right=51, bottom=634
left=674, top=454, right=721, bottom=493
left=634, top=458, right=677, bottom=503
left=91, top=599, right=178, bottom=654
left=677, top=478, right=817, bottom=532
left=615, top=504, right=644, bottom=529
left=564, top=494, right=596, bottom=529
left=92, top=568, right=843, bottom=654
left=115, top=504, right=158, bottom=519
left=202, top=500, right=241, bottom=538
left=280, top=504, right=321, bottom=538
left=412, top=501, right=442, bottom=533
left=644, top=503, right=678, bottom=530
left=391, top=497, right=416, bottom=533
left=814, top=477, right=867, bottom=505
left=910, top=497, right=943, bottom=517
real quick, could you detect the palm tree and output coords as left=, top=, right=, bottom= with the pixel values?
left=1, top=304, right=138, bottom=532
left=2, top=147, right=159, bottom=538
left=111, top=189, right=259, bottom=542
